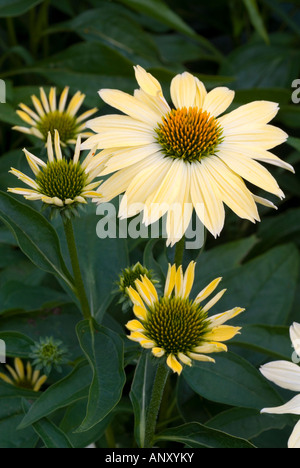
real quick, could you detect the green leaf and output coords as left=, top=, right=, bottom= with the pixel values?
left=0, top=396, right=38, bottom=448
left=18, top=361, right=92, bottom=429
left=183, top=352, right=284, bottom=410
left=129, top=352, right=157, bottom=448
left=57, top=209, right=129, bottom=319
left=220, top=35, right=300, bottom=89
left=46, top=6, right=160, bottom=66
left=207, top=407, right=294, bottom=441
left=242, top=0, right=269, bottom=44
left=261, top=0, right=300, bottom=37
left=232, top=324, right=291, bottom=360
left=60, top=398, right=113, bottom=448
left=251, top=209, right=300, bottom=254
left=191, top=235, right=257, bottom=295
left=0, top=281, right=69, bottom=315
left=76, top=319, right=126, bottom=432
left=287, top=136, right=300, bottom=152
left=0, top=0, right=43, bottom=17
left=143, top=238, right=167, bottom=286
left=118, top=0, right=196, bottom=37
left=155, top=422, right=255, bottom=448
left=211, top=244, right=299, bottom=325
left=32, top=42, right=136, bottom=108
left=0, top=331, right=34, bottom=358
left=0, top=103, right=24, bottom=126
left=0, top=304, right=83, bottom=361
left=0, top=192, right=74, bottom=292
left=22, top=399, right=74, bottom=448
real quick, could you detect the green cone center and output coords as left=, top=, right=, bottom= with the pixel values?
left=37, top=110, right=79, bottom=143
left=144, top=296, right=209, bottom=354
left=36, top=160, right=87, bottom=201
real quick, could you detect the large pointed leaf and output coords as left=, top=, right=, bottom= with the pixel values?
left=57, top=208, right=129, bottom=319
left=156, top=422, right=255, bottom=448
left=129, top=352, right=157, bottom=448
left=183, top=352, right=284, bottom=410
left=18, top=361, right=92, bottom=429
left=0, top=331, right=34, bottom=358
left=22, top=400, right=74, bottom=448
left=76, top=319, right=126, bottom=432
left=0, top=0, right=43, bottom=17
left=211, top=244, right=299, bottom=325
left=0, top=192, right=74, bottom=291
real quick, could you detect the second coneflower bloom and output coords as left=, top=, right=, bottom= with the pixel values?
left=126, top=261, right=244, bottom=375
left=82, top=65, right=294, bottom=246
left=8, top=130, right=103, bottom=208
left=0, top=358, right=47, bottom=392
left=13, top=86, right=97, bottom=146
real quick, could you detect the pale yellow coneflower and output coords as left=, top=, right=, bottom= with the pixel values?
left=13, top=86, right=97, bottom=146
left=82, top=65, right=294, bottom=246
left=8, top=130, right=104, bottom=208
left=0, top=358, right=47, bottom=392
left=126, top=261, right=244, bottom=375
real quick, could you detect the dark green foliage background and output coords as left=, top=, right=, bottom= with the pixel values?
left=0, top=0, right=300, bottom=449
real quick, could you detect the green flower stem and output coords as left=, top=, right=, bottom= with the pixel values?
left=62, top=216, right=91, bottom=320
left=143, top=361, right=170, bottom=448
left=174, top=235, right=185, bottom=268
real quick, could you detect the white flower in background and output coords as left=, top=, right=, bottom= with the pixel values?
left=260, top=322, right=300, bottom=448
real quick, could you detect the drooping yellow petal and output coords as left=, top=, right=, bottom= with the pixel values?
left=194, top=277, right=223, bottom=305
left=178, top=352, right=192, bottom=366
left=140, top=339, right=156, bottom=349
left=125, top=319, right=146, bottom=332
left=152, top=347, right=165, bottom=357
left=204, top=325, right=241, bottom=342
left=166, top=354, right=183, bottom=375
left=188, top=352, right=215, bottom=363
left=192, top=342, right=227, bottom=354
left=128, top=331, right=151, bottom=343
